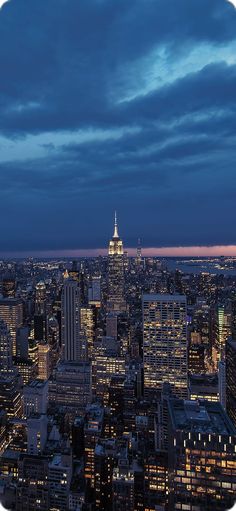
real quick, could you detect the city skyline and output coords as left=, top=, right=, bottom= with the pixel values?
left=1, top=1, right=236, bottom=509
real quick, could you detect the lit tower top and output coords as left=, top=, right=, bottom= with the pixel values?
left=137, top=238, right=142, bottom=258
left=109, top=211, right=124, bottom=255
left=113, top=210, right=119, bottom=238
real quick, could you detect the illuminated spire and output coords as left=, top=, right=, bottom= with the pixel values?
left=113, top=211, right=119, bottom=238
left=137, top=238, right=142, bottom=259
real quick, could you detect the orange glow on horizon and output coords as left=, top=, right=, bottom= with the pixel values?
left=2, top=245, right=236, bottom=258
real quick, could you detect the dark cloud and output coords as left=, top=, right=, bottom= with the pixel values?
left=0, top=0, right=236, bottom=252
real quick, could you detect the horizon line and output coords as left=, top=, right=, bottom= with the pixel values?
left=1, top=245, right=236, bottom=258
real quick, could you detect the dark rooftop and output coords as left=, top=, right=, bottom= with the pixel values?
left=169, top=399, right=236, bottom=436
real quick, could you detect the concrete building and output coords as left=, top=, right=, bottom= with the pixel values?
left=48, top=453, right=72, bottom=511
left=49, top=361, right=91, bottom=419
left=27, top=414, right=48, bottom=455
left=23, top=379, right=48, bottom=417
left=168, top=398, right=236, bottom=510
left=0, top=298, right=23, bottom=356
left=226, top=339, right=236, bottom=428
left=61, top=278, right=81, bottom=362
left=107, top=213, right=126, bottom=313
left=143, top=294, right=188, bottom=398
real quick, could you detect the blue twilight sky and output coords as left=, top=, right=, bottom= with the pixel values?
left=0, top=0, right=236, bottom=255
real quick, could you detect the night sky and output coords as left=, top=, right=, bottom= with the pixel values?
left=0, top=0, right=236, bottom=256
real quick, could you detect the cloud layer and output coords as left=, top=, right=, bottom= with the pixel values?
left=0, top=0, right=236, bottom=253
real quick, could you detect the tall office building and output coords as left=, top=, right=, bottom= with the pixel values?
left=168, top=399, right=236, bottom=510
left=135, top=238, right=142, bottom=268
left=214, top=304, right=231, bottom=365
left=143, top=294, right=188, bottom=398
left=61, top=278, right=81, bottom=362
left=0, top=319, right=13, bottom=372
left=27, top=415, right=48, bottom=455
left=38, top=342, right=50, bottom=380
left=16, top=454, right=49, bottom=511
left=23, top=379, right=48, bottom=417
left=231, top=298, right=236, bottom=339
left=80, top=307, right=94, bottom=360
left=49, top=361, right=91, bottom=420
left=34, top=281, right=47, bottom=344
left=112, top=459, right=135, bottom=511
left=84, top=403, right=104, bottom=489
left=79, top=263, right=87, bottom=306
left=48, top=454, right=72, bottom=511
left=34, top=313, right=46, bottom=342
left=219, top=359, right=226, bottom=409
left=0, top=321, right=22, bottom=419
left=16, top=326, right=29, bottom=360
left=226, top=338, right=236, bottom=428
left=107, top=212, right=126, bottom=313
left=47, top=315, right=60, bottom=370
left=106, top=313, right=118, bottom=339
left=35, top=281, right=46, bottom=316
left=88, top=276, right=101, bottom=307
left=0, top=298, right=23, bottom=356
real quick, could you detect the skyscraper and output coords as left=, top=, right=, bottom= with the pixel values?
left=107, top=212, right=126, bottom=313
left=88, top=276, right=101, bottom=307
left=0, top=319, right=13, bottom=372
left=80, top=306, right=94, bottom=360
left=0, top=319, right=22, bottom=419
left=214, top=304, right=231, bottom=365
left=35, top=281, right=47, bottom=316
left=0, top=298, right=23, bottom=356
left=61, top=278, right=80, bottom=362
left=226, top=338, right=236, bottom=428
left=135, top=238, right=142, bottom=268
left=143, top=294, right=188, bottom=398
left=38, top=342, right=50, bottom=380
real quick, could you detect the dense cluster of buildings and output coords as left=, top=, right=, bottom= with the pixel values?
left=0, top=215, right=235, bottom=510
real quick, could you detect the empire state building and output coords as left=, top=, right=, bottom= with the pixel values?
left=107, top=213, right=126, bottom=313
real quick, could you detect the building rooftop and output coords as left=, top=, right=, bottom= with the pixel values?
left=142, top=293, right=186, bottom=302
left=0, top=298, right=22, bottom=305
left=49, top=453, right=71, bottom=469
left=56, top=361, right=91, bottom=373
left=1, top=449, right=20, bottom=460
left=26, top=379, right=48, bottom=389
left=189, top=373, right=218, bottom=388
left=85, top=404, right=104, bottom=432
left=169, top=399, right=236, bottom=436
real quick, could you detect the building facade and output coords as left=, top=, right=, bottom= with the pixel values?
left=143, top=294, right=188, bottom=398
left=61, top=278, right=81, bottom=362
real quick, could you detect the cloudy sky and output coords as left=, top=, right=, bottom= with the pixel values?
left=0, top=0, right=236, bottom=256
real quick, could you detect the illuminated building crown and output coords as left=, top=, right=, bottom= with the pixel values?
left=109, top=212, right=124, bottom=255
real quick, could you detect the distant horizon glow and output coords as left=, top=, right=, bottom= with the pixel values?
left=1, top=245, right=236, bottom=259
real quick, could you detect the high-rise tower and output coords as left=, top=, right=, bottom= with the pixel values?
left=107, top=213, right=126, bottom=313
left=135, top=238, right=142, bottom=268
left=0, top=298, right=23, bottom=356
left=0, top=319, right=13, bottom=372
left=143, top=294, right=188, bottom=399
left=61, top=278, right=81, bottom=361
left=35, top=281, right=46, bottom=316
